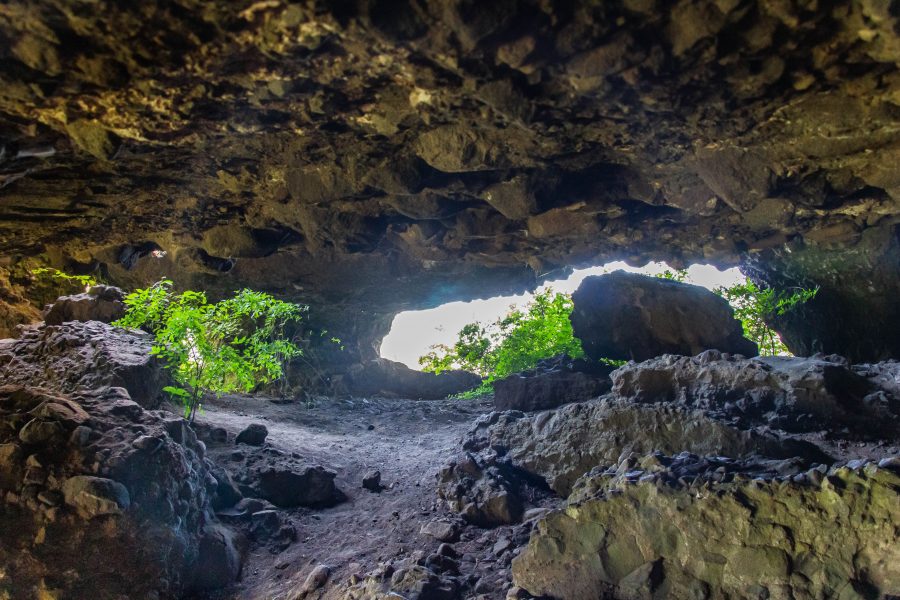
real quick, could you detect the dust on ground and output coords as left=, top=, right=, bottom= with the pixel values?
left=198, top=393, right=525, bottom=599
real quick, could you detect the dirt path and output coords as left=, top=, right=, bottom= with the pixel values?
left=198, top=393, right=514, bottom=600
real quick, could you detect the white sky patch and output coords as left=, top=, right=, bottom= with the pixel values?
left=380, top=262, right=745, bottom=370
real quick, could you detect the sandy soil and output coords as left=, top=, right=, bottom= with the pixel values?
left=197, top=393, right=529, bottom=600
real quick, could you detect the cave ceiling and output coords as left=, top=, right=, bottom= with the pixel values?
left=0, top=0, right=898, bottom=341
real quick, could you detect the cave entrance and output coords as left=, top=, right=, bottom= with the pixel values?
left=380, top=262, right=744, bottom=370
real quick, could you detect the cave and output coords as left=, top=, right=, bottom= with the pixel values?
left=0, top=1, right=899, bottom=599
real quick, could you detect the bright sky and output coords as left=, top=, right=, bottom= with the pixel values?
left=380, top=262, right=745, bottom=369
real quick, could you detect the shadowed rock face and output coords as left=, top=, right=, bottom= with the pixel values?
left=0, top=1, right=898, bottom=357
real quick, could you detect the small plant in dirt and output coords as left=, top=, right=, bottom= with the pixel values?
left=113, top=279, right=304, bottom=421
left=714, top=278, right=818, bottom=356
left=420, top=288, right=585, bottom=396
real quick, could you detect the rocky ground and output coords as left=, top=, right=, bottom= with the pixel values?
left=196, top=393, right=542, bottom=600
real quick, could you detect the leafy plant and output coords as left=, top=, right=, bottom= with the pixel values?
left=420, top=288, right=585, bottom=394
left=113, top=279, right=304, bottom=421
left=714, top=278, right=818, bottom=356
left=31, top=267, right=98, bottom=288
left=656, top=268, right=689, bottom=282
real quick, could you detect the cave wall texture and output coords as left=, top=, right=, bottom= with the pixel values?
left=0, top=0, right=898, bottom=360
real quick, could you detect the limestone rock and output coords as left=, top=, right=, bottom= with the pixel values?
left=1, top=2, right=899, bottom=367
left=0, top=320, right=166, bottom=409
left=62, top=475, right=130, bottom=518
left=43, top=285, right=126, bottom=326
left=611, top=351, right=900, bottom=438
left=420, top=520, right=460, bottom=543
left=456, top=401, right=826, bottom=499
left=236, top=423, right=268, bottom=446
left=570, top=272, right=757, bottom=361
left=255, top=465, right=338, bottom=508
left=513, top=456, right=900, bottom=599
left=293, top=564, right=330, bottom=599
left=0, top=385, right=242, bottom=597
left=343, top=358, right=481, bottom=399
left=493, top=354, right=613, bottom=412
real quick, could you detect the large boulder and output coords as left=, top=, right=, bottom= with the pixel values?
left=0, top=384, right=244, bottom=598
left=342, top=358, right=481, bottom=399
left=513, top=454, right=900, bottom=599
left=0, top=320, right=166, bottom=409
left=493, top=354, right=613, bottom=412
left=42, top=285, right=126, bottom=326
left=570, top=272, right=757, bottom=361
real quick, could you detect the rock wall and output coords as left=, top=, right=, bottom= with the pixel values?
left=0, top=1, right=898, bottom=359
left=513, top=455, right=900, bottom=599
left=0, top=385, right=243, bottom=598
left=0, top=320, right=167, bottom=409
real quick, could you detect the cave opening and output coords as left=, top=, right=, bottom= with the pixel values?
left=380, top=261, right=744, bottom=370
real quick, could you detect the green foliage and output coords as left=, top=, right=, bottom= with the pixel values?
left=419, top=288, right=585, bottom=395
left=114, top=280, right=304, bottom=421
left=656, top=268, right=689, bottom=282
left=28, top=267, right=99, bottom=308
left=714, top=278, right=818, bottom=356
left=31, top=267, right=97, bottom=288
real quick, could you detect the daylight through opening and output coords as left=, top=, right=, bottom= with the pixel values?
left=381, top=262, right=744, bottom=370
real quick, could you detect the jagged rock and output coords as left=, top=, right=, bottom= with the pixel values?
left=293, top=564, right=330, bottom=599
left=343, top=560, right=460, bottom=600
left=194, top=524, right=245, bottom=592
left=236, top=423, right=269, bottom=446
left=437, top=455, right=529, bottom=527
left=362, top=470, right=382, bottom=492
left=420, top=520, right=460, bottom=543
left=570, top=272, right=757, bottom=362
left=1, top=2, right=900, bottom=368
left=342, top=358, right=481, bottom=399
left=611, top=351, right=900, bottom=438
left=43, top=285, right=126, bottom=326
left=513, top=455, right=900, bottom=599
left=0, top=320, right=166, bottom=409
left=457, top=401, right=827, bottom=499
left=255, top=465, right=338, bottom=508
left=62, top=475, right=131, bottom=518
left=493, top=354, right=613, bottom=412
left=0, top=384, right=243, bottom=598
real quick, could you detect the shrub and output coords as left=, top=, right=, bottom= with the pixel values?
left=114, top=279, right=304, bottom=421
left=714, top=278, right=818, bottom=356
left=419, top=288, right=584, bottom=395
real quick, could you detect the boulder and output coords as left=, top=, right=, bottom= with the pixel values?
left=0, top=384, right=242, bottom=598
left=236, top=423, right=268, bottom=446
left=43, top=285, right=126, bottom=326
left=362, top=470, right=382, bottom=492
left=255, top=465, right=338, bottom=507
left=570, top=271, right=757, bottom=361
left=437, top=453, right=534, bottom=527
left=513, top=455, right=900, bottom=599
left=493, top=354, right=613, bottom=412
left=0, top=320, right=167, bottom=409
left=342, top=358, right=481, bottom=399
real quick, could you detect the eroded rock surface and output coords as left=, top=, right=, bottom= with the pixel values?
left=342, top=358, right=481, bottom=400
left=0, top=1, right=898, bottom=360
left=493, top=354, right=613, bottom=412
left=0, top=320, right=166, bottom=409
left=570, top=272, right=756, bottom=361
left=42, top=284, right=126, bottom=326
left=513, top=454, right=900, bottom=599
left=611, top=351, right=900, bottom=437
left=0, top=385, right=244, bottom=598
